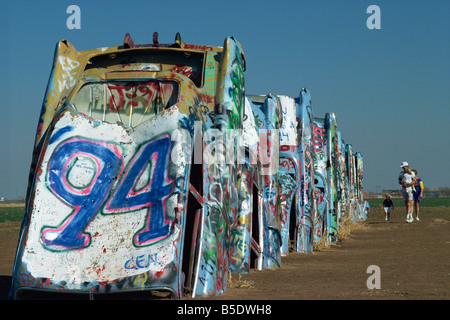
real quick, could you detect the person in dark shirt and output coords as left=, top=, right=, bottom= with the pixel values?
left=381, top=193, right=394, bottom=221
left=411, top=169, right=424, bottom=221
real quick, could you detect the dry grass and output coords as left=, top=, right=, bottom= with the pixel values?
left=313, top=216, right=368, bottom=251
left=429, top=218, right=449, bottom=227
left=337, top=217, right=368, bottom=242
left=0, top=203, right=25, bottom=208
left=227, top=272, right=255, bottom=289
left=313, top=236, right=331, bottom=251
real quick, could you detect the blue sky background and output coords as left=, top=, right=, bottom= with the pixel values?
left=0, top=0, right=449, bottom=199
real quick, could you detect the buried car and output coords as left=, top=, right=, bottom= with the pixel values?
left=10, top=32, right=246, bottom=299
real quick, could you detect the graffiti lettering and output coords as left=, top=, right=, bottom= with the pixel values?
left=124, top=253, right=161, bottom=270
left=184, top=44, right=214, bottom=51
left=58, top=56, right=80, bottom=91
left=41, top=135, right=173, bottom=250
left=107, top=83, right=157, bottom=111
left=313, top=126, right=326, bottom=153
left=42, top=138, right=122, bottom=250
left=106, top=136, right=174, bottom=246
left=231, top=60, right=245, bottom=117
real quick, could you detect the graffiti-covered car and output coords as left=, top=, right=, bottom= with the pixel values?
left=246, top=94, right=282, bottom=270
left=9, top=30, right=370, bottom=300
left=10, top=32, right=246, bottom=299
left=276, top=89, right=315, bottom=255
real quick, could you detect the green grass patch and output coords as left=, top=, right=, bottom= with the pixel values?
left=0, top=206, right=25, bottom=223
left=419, top=196, right=450, bottom=207
left=367, top=196, right=450, bottom=209
left=0, top=197, right=448, bottom=224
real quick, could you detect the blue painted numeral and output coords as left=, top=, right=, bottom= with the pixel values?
left=42, top=139, right=122, bottom=250
left=106, top=136, right=174, bottom=246
left=41, top=135, right=173, bottom=250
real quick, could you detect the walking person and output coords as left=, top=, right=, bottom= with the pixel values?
left=381, top=193, right=394, bottom=221
left=411, top=169, right=424, bottom=221
left=398, top=161, right=416, bottom=223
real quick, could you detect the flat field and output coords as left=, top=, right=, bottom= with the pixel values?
left=1, top=199, right=449, bottom=300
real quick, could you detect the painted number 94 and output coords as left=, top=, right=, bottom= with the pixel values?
left=41, top=135, right=174, bottom=251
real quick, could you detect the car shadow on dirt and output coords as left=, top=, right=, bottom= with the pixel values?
left=0, top=276, right=11, bottom=300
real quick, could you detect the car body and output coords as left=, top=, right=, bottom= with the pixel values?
left=10, top=32, right=246, bottom=299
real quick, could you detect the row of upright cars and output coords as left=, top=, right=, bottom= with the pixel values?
left=9, top=33, right=368, bottom=299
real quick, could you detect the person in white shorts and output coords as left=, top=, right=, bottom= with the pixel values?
left=381, top=193, right=394, bottom=221
left=398, top=161, right=416, bottom=223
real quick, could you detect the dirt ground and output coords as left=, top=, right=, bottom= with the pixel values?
left=1, top=207, right=449, bottom=300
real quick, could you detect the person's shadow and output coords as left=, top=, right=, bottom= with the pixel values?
left=0, top=276, right=11, bottom=300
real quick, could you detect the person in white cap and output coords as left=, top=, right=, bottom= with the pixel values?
left=398, top=161, right=416, bottom=223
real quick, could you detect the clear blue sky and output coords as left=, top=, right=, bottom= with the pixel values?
left=0, top=0, right=449, bottom=199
